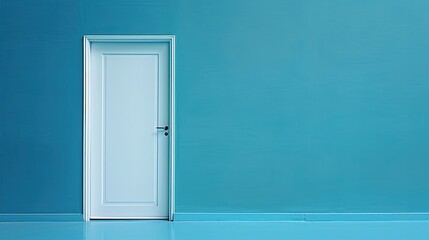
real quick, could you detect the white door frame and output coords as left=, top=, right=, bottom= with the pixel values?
left=83, top=35, right=175, bottom=221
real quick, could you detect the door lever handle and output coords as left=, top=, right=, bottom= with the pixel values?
left=156, top=126, right=169, bottom=131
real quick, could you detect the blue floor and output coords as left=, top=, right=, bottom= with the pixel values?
left=1, top=221, right=429, bottom=239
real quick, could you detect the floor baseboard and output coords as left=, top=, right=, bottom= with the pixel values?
left=0, top=214, right=83, bottom=222
left=174, top=213, right=429, bottom=221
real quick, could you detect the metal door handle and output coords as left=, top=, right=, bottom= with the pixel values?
left=156, top=126, right=169, bottom=130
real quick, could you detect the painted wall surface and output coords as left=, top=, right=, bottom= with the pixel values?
left=1, top=0, right=429, bottom=214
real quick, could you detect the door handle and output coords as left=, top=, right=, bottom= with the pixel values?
left=156, top=126, right=169, bottom=131
left=156, top=126, right=169, bottom=136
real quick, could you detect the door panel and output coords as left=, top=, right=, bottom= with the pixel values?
left=89, top=42, right=170, bottom=219
left=104, top=54, right=158, bottom=205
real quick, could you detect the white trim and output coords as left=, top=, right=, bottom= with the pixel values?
left=169, top=36, right=176, bottom=221
left=89, top=217, right=169, bottom=220
left=83, top=36, right=90, bottom=222
left=83, top=35, right=175, bottom=221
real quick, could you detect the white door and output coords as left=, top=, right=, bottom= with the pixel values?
left=86, top=38, right=171, bottom=219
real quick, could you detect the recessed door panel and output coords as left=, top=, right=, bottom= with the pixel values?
left=104, top=54, right=158, bottom=205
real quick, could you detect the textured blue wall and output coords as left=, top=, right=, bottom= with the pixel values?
left=1, top=0, right=429, bottom=215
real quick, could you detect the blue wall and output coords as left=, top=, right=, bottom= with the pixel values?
left=1, top=0, right=429, bottom=215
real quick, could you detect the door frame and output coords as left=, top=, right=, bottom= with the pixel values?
left=83, top=35, right=175, bottom=221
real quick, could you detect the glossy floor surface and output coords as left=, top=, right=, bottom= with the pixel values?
left=1, top=221, right=429, bottom=240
